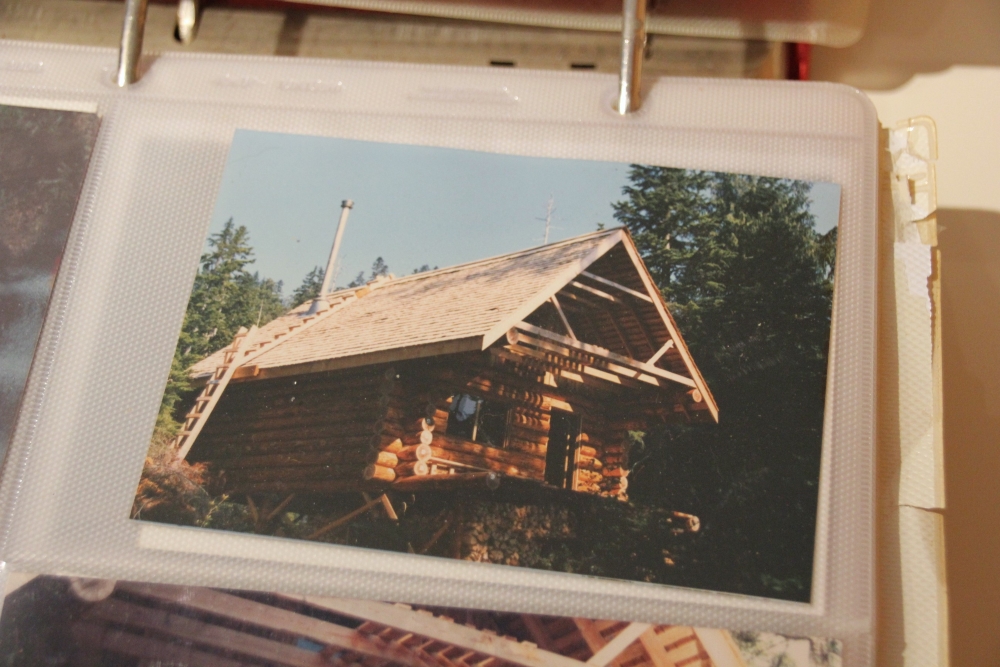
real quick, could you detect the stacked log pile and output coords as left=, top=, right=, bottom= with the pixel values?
left=192, top=365, right=400, bottom=495
left=460, top=503, right=572, bottom=567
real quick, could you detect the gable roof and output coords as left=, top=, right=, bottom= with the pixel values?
left=190, top=228, right=718, bottom=420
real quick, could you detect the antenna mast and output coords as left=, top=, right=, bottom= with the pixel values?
left=538, top=196, right=555, bottom=245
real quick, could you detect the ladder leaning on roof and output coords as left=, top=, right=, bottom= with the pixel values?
left=172, top=295, right=353, bottom=462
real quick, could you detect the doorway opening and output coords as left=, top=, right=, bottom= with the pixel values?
left=545, top=410, right=582, bottom=489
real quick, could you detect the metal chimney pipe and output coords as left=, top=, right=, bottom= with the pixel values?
left=320, top=200, right=353, bottom=296
left=306, top=199, right=353, bottom=316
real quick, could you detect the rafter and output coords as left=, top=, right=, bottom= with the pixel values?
left=585, top=623, right=653, bottom=667
left=567, top=280, right=618, bottom=303
left=647, top=340, right=675, bottom=365
left=616, top=298, right=660, bottom=358
left=580, top=271, right=654, bottom=303
left=691, top=629, right=748, bottom=667
left=84, top=597, right=324, bottom=667
left=549, top=295, right=577, bottom=341
left=555, top=292, right=633, bottom=357
left=637, top=628, right=680, bottom=667
left=115, top=583, right=444, bottom=667
left=285, top=596, right=587, bottom=667
left=512, top=323, right=694, bottom=388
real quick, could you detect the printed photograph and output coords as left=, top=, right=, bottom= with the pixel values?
left=0, top=102, right=101, bottom=456
left=132, top=131, right=840, bottom=601
left=0, top=574, right=843, bottom=667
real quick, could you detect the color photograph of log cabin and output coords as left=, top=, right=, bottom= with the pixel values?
left=0, top=575, right=842, bottom=667
left=180, top=225, right=716, bottom=500
left=133, top=132, right=840, bottom=601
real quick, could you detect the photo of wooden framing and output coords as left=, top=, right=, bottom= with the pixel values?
left=132, top=133, right=839, bottom=601
left=0, top=574, right=843, bottom=667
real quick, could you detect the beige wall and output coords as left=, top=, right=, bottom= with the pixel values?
left=814, top=1, right=1000, bottom=663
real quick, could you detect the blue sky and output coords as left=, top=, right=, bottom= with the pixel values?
left=206, top=131, right=841, bottom=293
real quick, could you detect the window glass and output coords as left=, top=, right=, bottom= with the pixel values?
left=447, top=394, right=508, bottom=448
left=476, top=401, right=509, bottom=448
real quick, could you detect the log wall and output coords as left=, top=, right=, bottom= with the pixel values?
left=190, top=349, right=649, bottom=500
left=190, top=365, right=399, bottom=495
left=383, top=350, right=641, bottom=501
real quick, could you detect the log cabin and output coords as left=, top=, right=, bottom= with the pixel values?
left=176, top=227, right=718, bottom=501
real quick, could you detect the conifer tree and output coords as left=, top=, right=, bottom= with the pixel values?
left=157, top=220, right=284, bottom=433
left=613, top=167, right=835, bottom=600
left=291, top=266, right=324, bottom=307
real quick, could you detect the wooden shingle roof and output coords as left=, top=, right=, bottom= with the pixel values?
left=189, top=228, right=717, bottom=420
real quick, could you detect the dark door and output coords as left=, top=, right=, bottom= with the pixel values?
left=545, top=410, right=582, bottom=488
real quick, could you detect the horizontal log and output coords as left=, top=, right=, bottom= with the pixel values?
left=576, top=469, right=603, bottom=484
left=204, top=421, right=394, bottom=446
left=577, top=458, right=603, bottom=471
left=395, top=461, right=430, bottom=477
left=203, top=409, right=389, bottom=435
left=428, top=434, right=546, bottom=472
left=386, top=400, right=450, bottom=421
left=207, top=400, right=379, bottom=425
left=483, top=354, right=609, bottom=412
left=197, top=432, right=390, bottom=455
left=505, top=437, right=547, bottom=456
left=382, top=438, right=403, bottom=453
left=408, top=417, right=436, bottom=433
left=391, top=471, right=497, bottom=492
left=217, top=381, right=398, bottom=405
left=363, top=464, right=396, bottom=483
left=509, top=404, right=550, bottom=420
left=211, top=448, right=394, bottom=470
left=205, top=399, right=380, bottom=423
left=401, top=430, right=435, bottom=447
left=397, top=444, right=434, bottom=463
left=577, top=445, right=597, bottom=459
left=461, top=379, right=548, bottom=409
left=377, top=425, right=406, bottom=440
left=484, top=381, right=555, bottom=409
left=426, top=454, right=529, bottom=479
left=371, top=450, right=398, bottom=467
left=199, top=437, right=346, bottom=457
left=216, top=376, right=396, bottom=406
left=508, top=416, right=550, bottom=434
left=505, top=425, right=549, bottom=444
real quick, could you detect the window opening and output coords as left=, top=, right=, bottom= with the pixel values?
left=448, top=394, right=509, bottom=448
